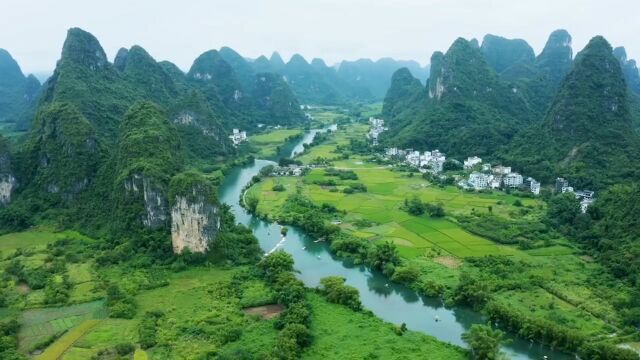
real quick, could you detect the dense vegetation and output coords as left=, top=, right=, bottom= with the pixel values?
left=504, top=36, right=640, bottom=189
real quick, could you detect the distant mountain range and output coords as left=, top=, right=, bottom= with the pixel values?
left=382, top=29, right=640, bottom=190
left=0, top=49, right=41, bottom=130
left=220, top=49, right=429, bottom=105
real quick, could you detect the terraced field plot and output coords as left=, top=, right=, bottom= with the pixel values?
left=19, top=300, right=107, bottom=352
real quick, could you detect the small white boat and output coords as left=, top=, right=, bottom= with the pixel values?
left=302, top=246, right=306, bottom=250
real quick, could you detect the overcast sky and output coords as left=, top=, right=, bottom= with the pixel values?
left=2, top=0, right=639, bottom=75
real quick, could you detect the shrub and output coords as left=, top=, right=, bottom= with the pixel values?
left=319, top=276, right=362, bottom=311
left=115, top=342, right=135, bottom=355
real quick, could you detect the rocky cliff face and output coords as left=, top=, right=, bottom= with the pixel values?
left=171, top=195, right=220, bottom=253
left=169, top=171, right=221, bottom=254
left=124, top=173, right=169, bottom=229
left=114, top=102, right=182, bottom=231
left=0, top=137, right=15, bottom=205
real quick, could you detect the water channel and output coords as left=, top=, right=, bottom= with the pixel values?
left=218, top=126, right=573, bottom=360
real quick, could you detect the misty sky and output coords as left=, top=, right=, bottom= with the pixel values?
left=2, top=0, right=639, bottom=75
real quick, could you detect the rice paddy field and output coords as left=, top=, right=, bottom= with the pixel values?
left=249, top=165, right=537, bottom=258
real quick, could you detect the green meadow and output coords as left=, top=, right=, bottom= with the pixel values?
left=249, top=166, right=533, bottom=258
left=248, top=128, right=303, bottom=158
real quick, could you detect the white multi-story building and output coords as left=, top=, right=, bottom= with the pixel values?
left=229, top=128, right=247, bottom=145
left=493, top=165, right=512, bottom=175
left=528, top=178, right=541, bottom=195
left=368, top=117, right=387, bottom=145
left=464, top=156, right=482, bottom=169
left=406, top=151, right=421, bottom=167
left=469, top=172, right=492, bottom=190
left=504, top=173, right=523, bottom=188
left=580, top=198, right=594, bottom=213
left=386, top=147, right=399, bottom=157
left=490, top=176, right=502, bottom=189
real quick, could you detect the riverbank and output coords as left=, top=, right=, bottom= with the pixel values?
left=241, top=119, right=640, bottom=358
left=224, top=141, right=577, bottom=359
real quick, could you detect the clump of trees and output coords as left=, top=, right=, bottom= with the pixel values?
left=106, top=284, right=137, bottom=319
left=325, top=168, right=358, bottom=180
left=258, top=251, right=313, bottom=359
left=318, top=276, right=362, bottom=311
left=461, top=323, right=505, bottom=360
left=342, top=183, right=367, bottom=194
left=138, top=310, right=164, bottom=349
left=402, top=196, right=444, bottom=217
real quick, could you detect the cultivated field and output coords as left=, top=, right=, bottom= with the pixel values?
left=248, top=128, right=303, bottom=158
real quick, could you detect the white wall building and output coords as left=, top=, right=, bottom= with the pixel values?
left=469, top=172, right=492, bottom=190
left=386, top=147, right=399, bottom=156
left=493, top=165, right=512, bottom=175
left=529, top=178, right=541, bottom=195
left=504, top=173, right=523, bottom=188
left=229, top=128, right=247, bottom=146
left=464, top=156, right=482, bottom=169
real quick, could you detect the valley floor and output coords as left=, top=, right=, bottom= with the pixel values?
left=246, top=117, right=639, bottom=353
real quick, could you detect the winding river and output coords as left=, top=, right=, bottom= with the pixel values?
left=219, top=127, right=573, bottom=360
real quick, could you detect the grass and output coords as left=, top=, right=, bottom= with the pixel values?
left=36, top=319, right=101, bottom=360
left=302, top=293, right=466, bottom=360
left=18, top=300, right=107, bottom=352
left=250, top=165, right=526, bottom=258
left=249, top=128, right=303, bottom=158
left=0, top=231, right=60, bottom=252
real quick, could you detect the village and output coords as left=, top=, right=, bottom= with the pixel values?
left=366, top=117, right=595, bottom=212
left=249, top=116, right=597, bottom=213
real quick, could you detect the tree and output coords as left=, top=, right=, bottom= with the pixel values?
left=462, top=323, right=505, bottom=360
left=319, top=276, right=362, bottom=311
left=367, top=241, right=401, bottom=276
left=245, top=194, right=259, bottom=213
left=259, top=251, right=294, bottom=282
left=404, top=196, right=425, bottom=215
left=546, top=193, right=580, bottom=228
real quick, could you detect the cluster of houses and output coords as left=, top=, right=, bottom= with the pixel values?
left=229, top=128, right=247, bottom=146
left=367, top=117, right=387, bottom=146
left=385, top=148, right=447, bottom=174
left=459, top=157, right=541, bottom=195
left=555, top=177, right=595, bottom=213
left=268, top=165, right=305, bottom=177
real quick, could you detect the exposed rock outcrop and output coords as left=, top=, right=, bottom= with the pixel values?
left=124, top=173, right=169, bottom=229
left=0, top=136, right=15, bottom=205
left=114, top=102, right=182, bottom=231
left=169, top=172, right=221, bottom=253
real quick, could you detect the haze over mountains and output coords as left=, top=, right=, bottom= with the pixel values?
left=0, top=46, right=429, bottom=134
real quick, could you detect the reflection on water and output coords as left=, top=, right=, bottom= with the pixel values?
left=219, top=130, right=574, bottom=360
